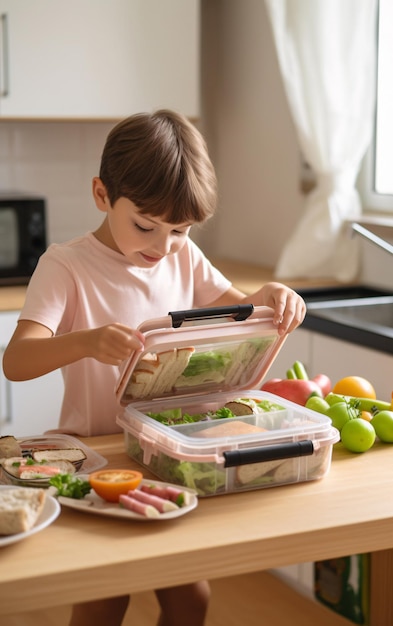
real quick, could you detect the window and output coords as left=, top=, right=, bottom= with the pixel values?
left=359, top=0, right=393, bottom=212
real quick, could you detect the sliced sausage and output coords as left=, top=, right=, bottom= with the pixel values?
left=119, top=494, right=160, bottom=518
left=128, top=489, right=179, bottom=512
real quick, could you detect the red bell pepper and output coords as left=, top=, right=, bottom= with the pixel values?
left=261, top=378, right=323, bottom=406
left=261, top=361, right=331, bottom=406
left=312, top=373, right=331, bottom=396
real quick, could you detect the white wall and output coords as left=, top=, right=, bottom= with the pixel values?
left=0, top=121, right=114, bottom=244
left=0, top=0, right=305, bottom=268
left=199, top=0, right=305, bottom=267
left=0, top=0, right=388, bottom=288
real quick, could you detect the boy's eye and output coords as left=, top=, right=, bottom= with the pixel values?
left=135, top=223, right=152, bottom=233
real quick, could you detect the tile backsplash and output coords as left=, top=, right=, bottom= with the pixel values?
left=0, top=121, right=116, bottom=244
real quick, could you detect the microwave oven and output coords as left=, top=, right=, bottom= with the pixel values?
left=0, top=193, right=47, bottom=285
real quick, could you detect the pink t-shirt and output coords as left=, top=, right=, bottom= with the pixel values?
left=20, top=233, right=231, bottom=436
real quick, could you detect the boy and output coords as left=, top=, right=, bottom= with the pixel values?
left=3, top=110, right=306, bottom=626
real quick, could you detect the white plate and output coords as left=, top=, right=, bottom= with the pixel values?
left=0, top=486, right=61, bottom=547
left=58, top=478, right=198, bottom=522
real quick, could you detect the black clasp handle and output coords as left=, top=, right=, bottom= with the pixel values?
left=168, top=304, right=254, bottom=328
left=223, top=440, right=314, bottom=468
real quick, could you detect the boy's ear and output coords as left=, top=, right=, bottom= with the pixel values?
left=92, top=177, right=110, bottom=212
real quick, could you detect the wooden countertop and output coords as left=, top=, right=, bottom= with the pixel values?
left=0, top=260, right=340, bottom=312
left=0, top=286, right=26, bottom=312
left=211, top=258, right=341, bottom=295
left=0, top=433, right=393, bottom=625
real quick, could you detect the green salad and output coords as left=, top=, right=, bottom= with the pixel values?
left=146, top=397, right=284, bottom=426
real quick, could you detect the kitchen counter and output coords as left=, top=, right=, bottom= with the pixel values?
left=212, top=258, right=341, bottom=294
left=0, top=286, right=27, bottom=311
left=0, top=260, right=340, bottom=312
left=0, top=433, right=392, bottom=625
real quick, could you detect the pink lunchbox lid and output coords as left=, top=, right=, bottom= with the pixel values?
left=115, top=304, right=287, bottom=407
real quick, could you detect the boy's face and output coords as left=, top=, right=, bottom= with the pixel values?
left=96, top=191, right=192, bottom=267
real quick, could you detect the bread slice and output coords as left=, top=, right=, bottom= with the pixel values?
left=126, top=347, right=195, bottom=399
left=236, top=459, right=286, bottom=485
left=194, top=421, right=266, bottom=439
left=0, top=436, right=22, bottom=460
left=0, top=456, right=26, bottom=472
left=0, top=487, right=46, bottom=535
left=272, top=459, right=297, bottom=483
left=148, top=350, right=178, bottom=396
left=32, top=448, right=87, bottom=464
left=157, top=347, right=195, bottom=395
left=126, top=351, right=175, bottom=399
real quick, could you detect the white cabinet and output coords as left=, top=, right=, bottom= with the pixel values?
left=271, top=329, right=393, bottom=595
left=0, top=0, right=199, bottom=119
left=310, top=333, right=393, bottom=401
left=268, top=326, right=393, bottom=402
left=0, top=311, right=64, bottom=436
left=266, top=328, right=312, bottom=381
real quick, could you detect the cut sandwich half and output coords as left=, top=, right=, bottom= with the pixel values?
left=127, top=350, right=174, bottom=399
left=173, top=348, right=231, bottom=390
left=126, top=347, right=195, bottom=400
left=193, top=421, right=266, bottom=439
left=2, top=457, right=76, bottom=480
left=32, top=448, right=87, bottom=468
left=155, top=347, right=195, bottom=395
left=236, top=458, right=286, bottom=485
left=0, top=487, right=46, bottom=535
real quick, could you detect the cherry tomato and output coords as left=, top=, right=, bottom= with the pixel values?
left=340, top=419, right=376, bottom=453
left=89, top=469, right=143, bottom=502
left=371, top=411, right=393, bottom=443
left=305, top=396, right=330, bottom=414
left=326, top=402, right=355, bottom=431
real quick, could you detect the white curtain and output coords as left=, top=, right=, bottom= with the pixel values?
left=264, top=0, right=378, bottom=282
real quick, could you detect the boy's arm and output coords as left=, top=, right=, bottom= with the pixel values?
left=3, top=320, right=144, bottom=381
left=207, top=283, right=306, bottom=336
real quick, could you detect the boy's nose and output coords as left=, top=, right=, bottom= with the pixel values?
left=153, top=235, right=172, bottom=256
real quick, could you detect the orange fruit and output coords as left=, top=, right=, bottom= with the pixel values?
left=89, top=469, right=143, bottom=502
left=332, top=376, right=376, bottom=399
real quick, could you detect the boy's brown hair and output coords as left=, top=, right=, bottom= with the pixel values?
left=99, top=109, right=217, bottom=224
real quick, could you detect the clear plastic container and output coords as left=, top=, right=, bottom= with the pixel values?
left=115, top=305, right=339, bottom=497
left=117, top=391, right=339, bottom=497
left=0, top=434, right=107, bottom=487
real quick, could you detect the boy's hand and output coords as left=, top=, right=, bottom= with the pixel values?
left=87, top=323, right=145, bottom=365
left=260, top=282, right=306, bottom=335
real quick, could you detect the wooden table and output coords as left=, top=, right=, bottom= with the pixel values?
left=0, top=434, right=392, bottom=624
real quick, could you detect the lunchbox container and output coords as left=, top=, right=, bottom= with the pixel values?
left=116, top=305, right=339, bottom=497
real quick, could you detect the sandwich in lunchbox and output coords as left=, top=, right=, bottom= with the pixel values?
left=193, top=420, right=267, bottom=438
left=125, top=337, right=276, bottom=401
left=173, top=342, right=264, bottom=390
left=126, top=347, right=195, bottom=399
